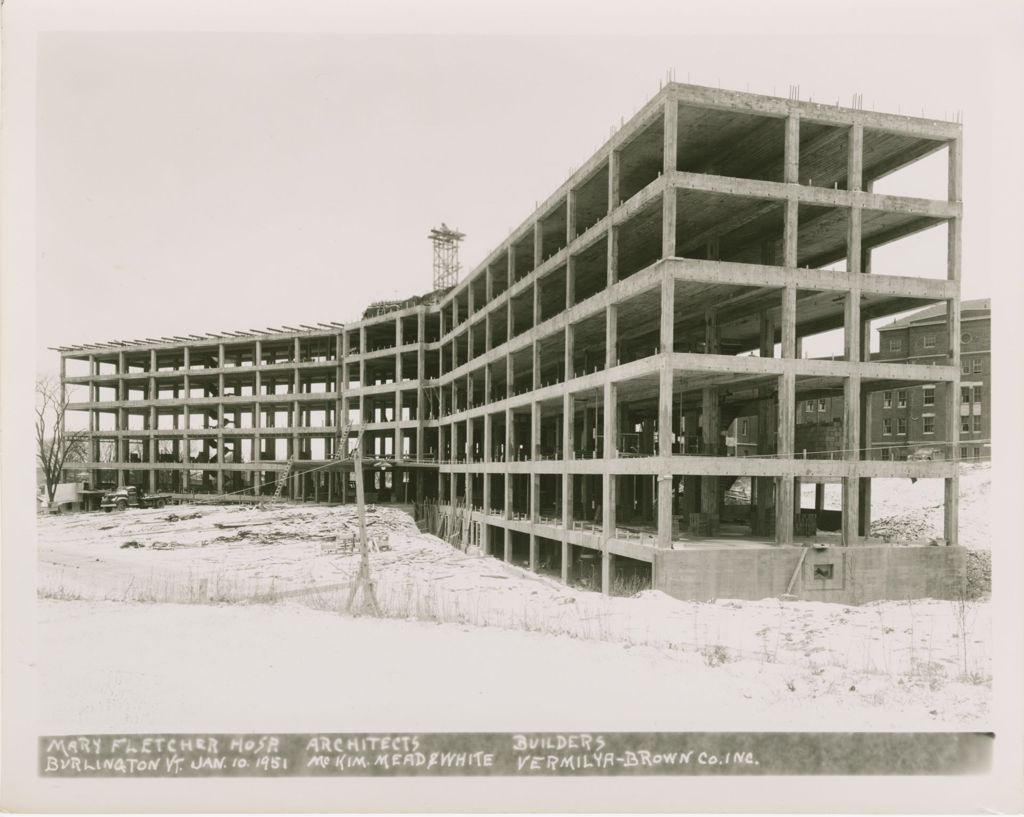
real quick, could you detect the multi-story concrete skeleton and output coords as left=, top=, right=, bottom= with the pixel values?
left=59, top=83, right=966, bottom=601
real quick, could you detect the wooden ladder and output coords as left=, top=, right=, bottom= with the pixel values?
left=268, top=455, right=295, bottom=504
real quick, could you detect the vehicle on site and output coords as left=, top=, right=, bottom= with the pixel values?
left=99, top=485, right=171, bottom=512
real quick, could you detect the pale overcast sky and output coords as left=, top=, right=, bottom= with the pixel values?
left=33, top=3, right=1021, bottom=375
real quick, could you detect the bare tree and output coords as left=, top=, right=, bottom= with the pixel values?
left=35, top=377, right=88, bottom=505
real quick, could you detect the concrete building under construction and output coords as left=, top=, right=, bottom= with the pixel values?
left=58, top=82, right=967, bottom=602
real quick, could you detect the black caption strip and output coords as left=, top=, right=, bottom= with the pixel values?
left=39, top=732, right=992, bottom=777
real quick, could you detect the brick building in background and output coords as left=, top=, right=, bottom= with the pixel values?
left=869, top=299, right=990, bottom=461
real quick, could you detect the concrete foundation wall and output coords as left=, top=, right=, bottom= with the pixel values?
left=653, top=545, right=966, bottom=604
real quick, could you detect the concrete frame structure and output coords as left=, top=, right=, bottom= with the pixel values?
left=59, top=82, right=965, bottom=599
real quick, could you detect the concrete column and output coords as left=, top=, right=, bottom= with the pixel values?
left=482, top=471, right=491, bottom=518
left=566, top=189, right=577, bottom=245
left=775, top=370, right=796, bottom=544
left=846, top=124, right=864, bottom=274
left=531, top=401, right=541, bottom=461
left=607, top=226, right=619, bottom=286
left=562, top=391, right=574, bottom=529
left=606, top=304, right=618, bottom=371
left=784, top=199, right=798, bottom=268
left=564, top=323, right=575, bottom=383
left=533, top=221, right=543, bottom=271
left=944, top=296, right=961, bottom=545
left=844, top=289, right=861, bottom=362
left=842, top=372, right=861, bottom=545
left=532, top=340, right=541, bottom=391
left=566, top=253, right=576, bottom=310
left=784, top=113, right=800, bottom=184
left=947, top=137, right=963, bottom=283
left=607, top=148, right=620, bottom=286
left=662, top=97, right=678, bottom=259
left=781, top=286, right=797, bottom=359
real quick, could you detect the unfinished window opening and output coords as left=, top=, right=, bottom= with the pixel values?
left=124, top=355, right=151, bottom=374
left=615, top=287, right=663, bottom=365
left=299, top=336, right=336, bottom=363
left=612, top=374, right=661, bottom=458
left=512, top=232, right=535, bottom=282
left=618, top=115, right=664, bottom=203
left=454, top=332, right=469, bottom=370
left=536, top=396, right=563, bottom=459
left=509, top=408, right=532, bottom=462
left=507, top=530, right=531, bottom=566
left=487, top=358, right=508, bottom=403
left=536, top=332, right=566, bottom=389
left=797, top=121, right=850, bottom=189
left=365, top=321, right=398, bottom=353
left=539, top=200, right=568, bottom=262
left=676, top=103, right=785, bottom=183
left=510, top=347, right=534, bottom=397
left=510, top=288, right=535, bottom=339
left=489, top=411, right=507, bottom=461
left=570, top=390, right=604, bottom=460
left=796, top=203, right=850, bottom=270
left=509, top=475, right=531, bottom=519
left=864, top=131, right=948, bottom=200
left=538, top=265, right=567, bottom=324
left=188, top=347, right=219, bottom=370
left=154, top=354, right=181, bottom=373
left=64, top=357, right=91, bottom=377
left=488, top=306, right=509, bottom=351
left=617, top=196, right=663, bottom=279
left=572, top=161, right=609, bottom=237
left=96, top=359, right=117, bottom=376
left=223, top=344, right=255, bottom=368
left=453, top=289, right=470, bottom=329
left=676, top=190, right=785, bottom=267
left=469, top=417, right=485, bottom=462
left=364, top=359, right=396, bottom=387
left=65, top=409, right=89, bottom=431
left=570, top=236, right=608, bottom=305
left=866, top=219, right=948, bottom=280
left=570, top=312, right=607, bottom=378
left=469, top=319, right=487, bottom=359
left=570, top=474, right=603, bottom=529
left=401, top=315, right=420, bottom=346
left=489, top=256, right=510, bottom=301
left=534, top=534, right=563, bottom=578
left=261, top=342, right=293, bottom=366
left=423, top=349, right=440, bottom=381
left=470, top=368, right=486, bottom=407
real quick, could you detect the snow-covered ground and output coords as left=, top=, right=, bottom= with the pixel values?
left=797, top=461, right=991, bottom=549
left=37, top=599, right=989, bottom=734
left=36, top=498, right=992, bottom=732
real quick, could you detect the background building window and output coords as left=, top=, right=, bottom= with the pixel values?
left=923, top=334, right=936, bottom=348
left=897, top=417, right=907, bottom=435
left=818, top=399, right=826, bottom=412
left=973, top=415, right=982, bottom=432
left=961, top=386, right=971, bottom=403
left=973, top=359, right=983, bottom=373
left=883, top=391, right=892, bottom=408
left=962, top=332, right=973, bottom=344
left=740, top=419, right=748, bottom=437
left=922, top=387, right=935, bottom=406
left=897, top=390, right=907, bottom=408
left=961, top=417, right=971, bottom=433
left=923, top=415, right=935, bottom=434
left=961, top=446, right=968, bottom=458
left=883, top=418, right=892, bottom=435
left=962, top=359, right=972, bottom=374
left=888, top=338, right=902, bottom=352
left=974, top=385, right=983, bottom=403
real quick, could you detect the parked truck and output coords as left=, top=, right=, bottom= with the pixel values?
left=100, top=485, right=171, bottom=512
